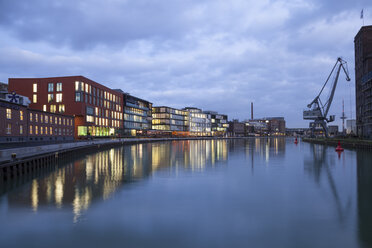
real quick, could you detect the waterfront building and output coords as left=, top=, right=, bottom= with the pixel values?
left=0, top=98, right=74, bottom=143
left=228, top=120, right=245, bottom=137
left=355, top=26, right=372, bottom=138
left=114, top=90, right=152, bottom=136
left=245, top=117, right=286, bottom=136
left=346, top=119, right=357, bottom=135
left=328, top=125, right=339, bottom=136
left=152, top=106, right=189, bottom=136
left=8, top=76, right=123, bottom=138
left=203, top=111, right=229, bottom=136
left=183, top=107, right=211, bottom=136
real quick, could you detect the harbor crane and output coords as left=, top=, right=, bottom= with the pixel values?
left=303, top=57, right=351, bottom=137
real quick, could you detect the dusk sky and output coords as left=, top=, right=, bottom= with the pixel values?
left=0, top=0, right=371, bottom=127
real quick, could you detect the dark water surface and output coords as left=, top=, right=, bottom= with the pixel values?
left=0, top=138, right=371, bottom=248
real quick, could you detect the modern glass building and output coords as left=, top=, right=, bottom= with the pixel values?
left=183, top=107, right=211, bottom=136
left=203, top=111, right=229, bottom=136
left=152, top=106, right=189, bottom=135
left=115, top=90, right=152, bottom=136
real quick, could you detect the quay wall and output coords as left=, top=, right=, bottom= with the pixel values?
left=302, top=137, right=372, bottom=150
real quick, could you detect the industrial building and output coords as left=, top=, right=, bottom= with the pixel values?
left=355, top=26, right=372, bottom=138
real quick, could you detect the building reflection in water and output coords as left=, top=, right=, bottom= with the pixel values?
left=3, top=139, right=230, bottom=222
left=356, top=150, right=372, bottom=248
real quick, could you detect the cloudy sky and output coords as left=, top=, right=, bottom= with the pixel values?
left=0, top=0, right=370, bottom=127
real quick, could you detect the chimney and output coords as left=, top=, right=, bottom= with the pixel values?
left=251, top=102, right=254, bottom=120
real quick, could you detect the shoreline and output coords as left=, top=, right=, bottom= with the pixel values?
left=302, top=137, right=372, bottom=150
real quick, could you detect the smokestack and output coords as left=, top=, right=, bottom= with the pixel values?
left=251, top=102, right=253, bottom=120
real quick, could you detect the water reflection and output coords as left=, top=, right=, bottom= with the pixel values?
left=1, top=139, right=232, bottom=221
left=356, top=150, right=372, bottom=248
left=304, top=144, right=352, bottom=224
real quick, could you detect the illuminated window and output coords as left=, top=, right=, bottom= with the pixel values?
left=56, top=93, right=62, bottom=103
left=20, top=125, right=23, bottom=134
left=56, top=82, right=62, bottom=91
left=59, top=118, right=61, bottom=125
left=30, top=113, right=33, bottom=122
left=6, top=124, right=11, bottom=134
left=40, top=115, right=43, bottom=123
left=85, top=84, right=89, bottom=93
left=35, top=114, right=38, bottom=122
left=75, top=92, right=81, bottom=102
left=33, top=83, right=37, bottom=93
left=50, top=127, right=52, bottom=135
left=43, top=105, right=47, bottom=111
left=48, top=83, right=54, bottom=92
left=6, top=109, right=11, bottom=119
left=50, top=105, right=56, bottom=113
left=33, top=94, right=37, bottom=103
left=50, top=116, right=52, bottom=123
left=45, top=115, right=48, bottom=123
left=48, top=94, right=54, bottom=103
left=29, top=125, right=33, bottom=135
left=40, top=126, right=43, bottom=135
left=86, top=115, right=94, bottom=122
left=35, top=126, right=38, bottom=135
left=59, top=104, right=65, bottom=113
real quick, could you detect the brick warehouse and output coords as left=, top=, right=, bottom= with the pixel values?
left=9, top=76, right=123, bottom=138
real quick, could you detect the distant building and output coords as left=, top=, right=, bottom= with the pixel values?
left=346, top=119, right=356, bottom=135
left=152, top=106, right=189, bottom=135
left=0, top=82, right=8, bottom=91
left=0, top=91, right=31, bottom=106
left=8, top=76, right=123, bottom=138
left=328, top=125, right=339, bottom=136
left=203, top=111, right=229, bottom=136
left=245, top=117, right=286, bottom=136
left=183, top=107, right=211, bottom=136
left=228, top=120, right=245, bottom=137
left=355, top=26, right=372, bottom=138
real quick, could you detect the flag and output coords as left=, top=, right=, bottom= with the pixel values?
left=361, top=9, right=364, bottom=19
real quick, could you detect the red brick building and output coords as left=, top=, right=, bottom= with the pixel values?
left=9, top=76, right=123, bottom=138
left=0, top=99, right=74, bottom=142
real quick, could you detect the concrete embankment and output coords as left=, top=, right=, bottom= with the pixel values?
left=302, top=137, right=372, bottom=150
left=0, top=137, right=237, bottom=181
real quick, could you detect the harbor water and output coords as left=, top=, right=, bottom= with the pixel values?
left=0, top=138, right=371, bottom=248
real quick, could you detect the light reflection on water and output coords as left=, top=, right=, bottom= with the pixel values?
left=0, top=138, right=371, bottom=248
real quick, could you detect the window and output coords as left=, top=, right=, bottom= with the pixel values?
left=59, top=117, right=61, bottom=125
left=45, top=115, right=48, bottom=123
left=50, top=105, right=56, bottom=113
left=85, top=84, right=89, bottom=93
left=20, top=110, right=23, bottom=121
left=33, top=83, right=37, bottom=93
left=43, top=105, right=47, bottom=111
left=6, top=124, right=11, bottom=134
left=48, top=94, right=54, bottom=103
left=56, top=82, right=62, bottom=91
left=59, top=104, right=65, bottom=113
left=6, top=109, right=11, bottom=119
left=40, top=115, right=43, bottom=123
left=20, top=125, right=23, bottom=135
left=30, top=113, right=33, bottom=122
left=33, top=94, right=37, bottom=103
left=30, top=125, right=33, bottom=135
left=48, top=83, right=54, bottom=92
left=35, top=114, right=38, bottom=122
left=45, top=127, right=48, bottom=135
left=75, top=92, right=81, bottom=102
left=50, top=116, right=52, bottom=123
left=35, top=126, right=38, bottom=135
left=56, top=93, right=62, bottom=103
left=50, top=127, right=53, bottom=135
left=55, top=117, right=57, bottom=124
left=86, top=115, right=94, bottom=122
left=75, top=81, right=80, bottom=91
left=40, top=126, right=43, bottom=135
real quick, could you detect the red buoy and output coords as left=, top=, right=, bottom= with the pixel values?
left=294, top=137, right=298, bottom=144
left=335, top=141, right=344, bottom=152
